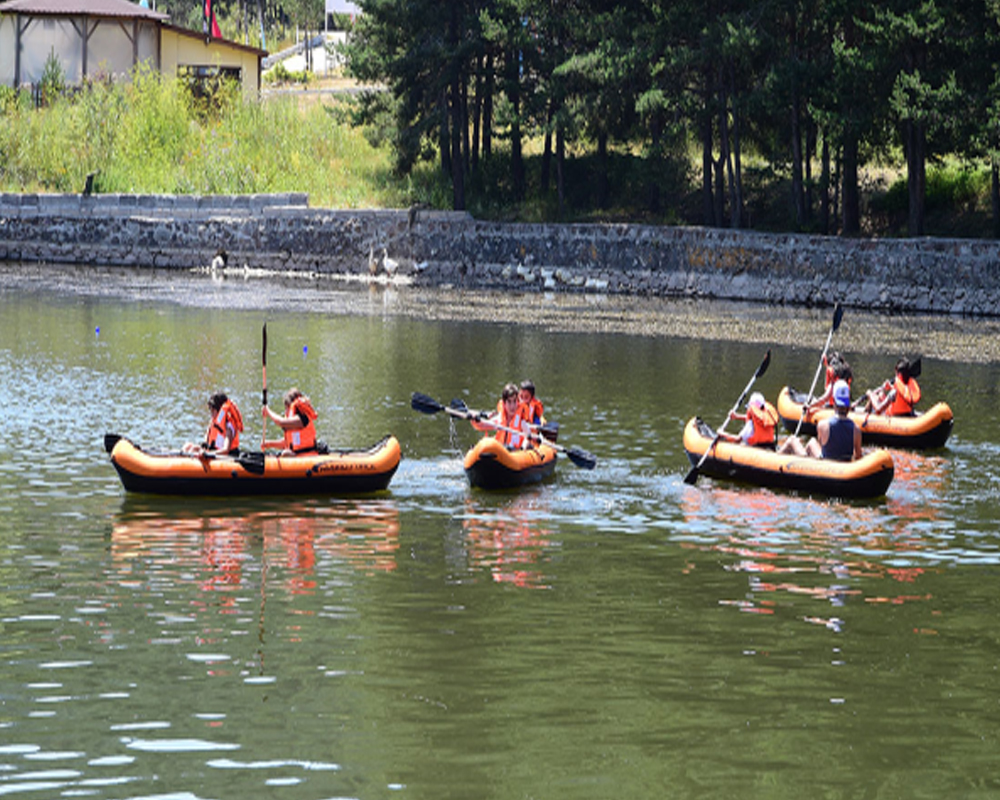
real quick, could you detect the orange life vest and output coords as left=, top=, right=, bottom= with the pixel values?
left=745, top=401, right=779, bottom=446
left=283, top=396, right=318, bottom=452
left=524, top=397, right=545, bottom=425
left=476, top=399, right=531, bottom=447
left=888, top=376, right=921, bottom=416
left=205, top=399, right=243, bottom=453
left=823, top=367, right=852, bottom=407
left=496, top=403, right=530, bottom=448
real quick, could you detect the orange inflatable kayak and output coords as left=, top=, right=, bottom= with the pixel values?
left=683, top=417, right=894, bottom=498
left=777, top=386, right=954, bottom=449
left=463, top=437, right=558, bottom=489
left=105, top=433, right=400, bottom=496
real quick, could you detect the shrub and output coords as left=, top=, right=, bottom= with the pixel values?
left=39, top=51, right=66, bottom=106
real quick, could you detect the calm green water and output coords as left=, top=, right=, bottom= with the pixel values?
left=2, top=265, right=1000, bottom=799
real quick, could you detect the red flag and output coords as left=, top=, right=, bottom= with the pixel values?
left=204, top=0, right=221, bottom=38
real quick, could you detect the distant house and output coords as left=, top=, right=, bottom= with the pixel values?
left=0, top=0, right=267, bottom=97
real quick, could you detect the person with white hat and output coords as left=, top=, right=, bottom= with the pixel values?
left=720, top=391, right=779, bottom=449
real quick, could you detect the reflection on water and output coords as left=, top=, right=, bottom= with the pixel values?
left=677, top=450, right=959, bottom=631
left=111, top=497, right=402, bottom=591
left=459, top=492, right=555, bottom=589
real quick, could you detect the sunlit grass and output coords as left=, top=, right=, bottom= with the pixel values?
left=0, top=70, right=429, bottom=209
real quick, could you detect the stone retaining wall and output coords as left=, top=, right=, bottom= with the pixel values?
left=2, top=192, right=999, bottom=315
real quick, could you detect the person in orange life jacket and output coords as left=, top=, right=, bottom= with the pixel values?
left=262, top=387, right=319, bottom=456
left=471, top=383, right=532, bottom=449
left=183, top=392, right=243, bottom=455
left=865, top=358, right=921, bottom=416
left=719, top=392, right=778, bottom=448
left=806, top=351, right=854, bottom=411
left=518, top=379, right=545, bottom=426
left=781, top=380, right=862, bottom=461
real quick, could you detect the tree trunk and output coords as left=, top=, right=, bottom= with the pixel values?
left=992, top=160, right=1000, bottom=239
left=906, top=119, right=926, bottom=236
left=805, top=118, right=816, bottom=224
left=461, top=72, right=470, bottom=176
left=482, top=52, right=493, bottom=160
left=648, top=112, right=662, bottom=213
left=509, top=47, right=524, bottom=201
left=841, top=131, right=860, bottom=235
left=451, top=85, right=465, bottom=210
left=717, top=81, right=729, bottom=227
left=790, top=90, right=806, bottom=228
left=448, top=7, right=464, bottom=210
left=729, top=66, right=743, bottom=228
left=597, top=130, right=609, bottom=208
left=556, top=125, right=566, bottom=219
left=541, top=101, right=553, bottom=194
left=439, top=90, right=451, bottom=178
left=820, top=136, right=830, bottom=235
left=701, top=73, right=714, bottom=226
left=472, top=55, right=483, bottom=171
left=701, top=109, right=714, bottom=226
left=833, top=145, right=841, bottom=232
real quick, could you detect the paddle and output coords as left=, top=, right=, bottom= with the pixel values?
left=261, top=322, right=268, bottom=446
left=103, top=432, right=266, bottom=475
left=410, top=392, right=597, bottom=470
left=792, top=302, right=845, bottom=438
left=683, top=349, right=771, bottom=486
left=204, top=449, right=266, bottom=475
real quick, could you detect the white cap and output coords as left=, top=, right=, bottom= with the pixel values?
left=749, top=392, right=765, bottom=409
left=833, top=380, right=851, bottom=408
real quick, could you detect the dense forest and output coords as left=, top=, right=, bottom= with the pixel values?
left=335, top=0, right=1000, bottom=238
left=134, top=2, right=1000, bottom=237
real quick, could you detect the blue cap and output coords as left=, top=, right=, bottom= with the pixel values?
left=833, top=380, right=851, bottom=408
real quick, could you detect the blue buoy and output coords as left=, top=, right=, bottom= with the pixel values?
left=95, top=326, right=100, bottom=337
left=303, top=345, right=308, bottom=357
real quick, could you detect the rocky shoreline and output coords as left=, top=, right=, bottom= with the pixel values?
left=2, top=192, right=999, bottom=317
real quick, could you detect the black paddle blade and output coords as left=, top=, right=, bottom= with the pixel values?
left=238, top=451, right=266, bottom=476
left=539, top=421, right=559, bottom=442
left=683, top=466, right=699, bottom=485
left=909, top=355, right=922, bottom=378
left=449, top=398, right=469, bottom=413
left=262, top=322, right=268, bottom=407
left=756, top=349, right=772, bottom=379
left=104, top=433, right=122, bottom=454
left=832, top=302, right=844, bottom=333
left=411, top=392, right=444, bottom=415
left=566, top=446, right=597, bottom=470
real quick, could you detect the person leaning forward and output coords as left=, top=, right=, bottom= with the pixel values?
left=864, top=357, right=921, bottom=416
left=780, top=380, right=861, bottom=461
left=183, top=392, right=243, bottom=456
left=262, top=387, right=319, bottom=456
left=719, top=391, right=778, bottom=449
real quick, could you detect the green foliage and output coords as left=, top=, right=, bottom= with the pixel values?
left=39, top=51, right=66, bottom=107
left=865, top=159, right=990, bottom=240
left=0, top=68, right=414, bottom=207
left=0, top=85, right=24, bottom=115
left=264, top=62, right=313, bottom=86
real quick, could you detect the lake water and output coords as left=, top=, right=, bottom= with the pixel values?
left=1, top=264, right=1000, bottom=799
